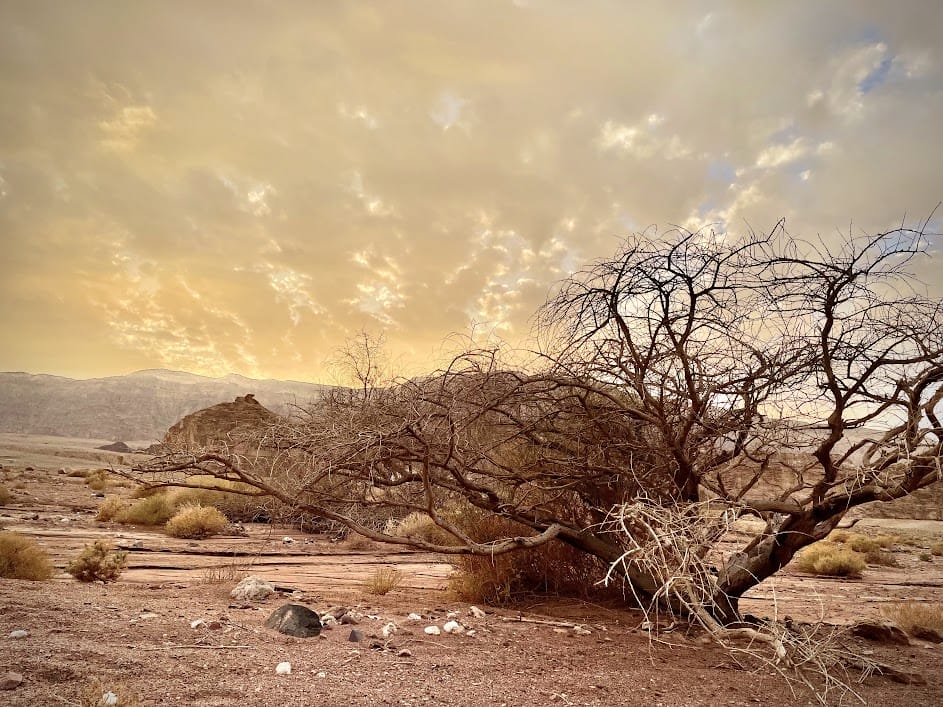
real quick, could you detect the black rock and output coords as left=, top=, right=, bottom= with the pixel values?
left=263, top=604, right=322, bottom=638
left=348, top=629, right=363, bottom=642
left=98, top=441, right=132, bottom=453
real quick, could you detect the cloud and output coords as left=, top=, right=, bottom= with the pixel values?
left=0, top=1, right=940, bottom=381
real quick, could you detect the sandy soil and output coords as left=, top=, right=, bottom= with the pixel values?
left=1, top=438, right=942, bottom=706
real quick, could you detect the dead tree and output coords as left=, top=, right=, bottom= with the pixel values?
left=139, top=222, right=942, bottom=630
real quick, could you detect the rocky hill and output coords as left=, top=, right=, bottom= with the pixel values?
left=0, top=369, right=326, bottom=442
left=162, top=394, right=281, bottom=450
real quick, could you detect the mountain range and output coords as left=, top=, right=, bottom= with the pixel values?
left=0, top=369, right=327, bottom=442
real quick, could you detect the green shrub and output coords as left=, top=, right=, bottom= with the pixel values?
left=95, top=496, right=126, bottom=522
left=0, top=531, right=54, bottom=580
left=165, top=505, right=228, bottom=539
left=794, top=542, right=866, bottom=578
left=67, top=540, right=127, bottom=582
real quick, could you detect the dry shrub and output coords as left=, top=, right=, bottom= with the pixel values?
left=0, top=484, right=11, bottom=505
left=931, top=542, right=943, bottom=556
left=165, top=504, right=228, bottom=539
left=364, top=566, right=403, bottom=595
left=919, top=552, right=932, bottom=562
left=882, top=601, right=943, bottom=637
left=794, top=542, right=866, bottom=577
left=0, top=531, right=54, bottom=580
left=85, top=469, right=111, bottom=491
left=444, top=508, right=610, bottom=605
left=199, top=558, right=252, bottom=584
left=131, top=478, right=262, bottom=522
left=116, top=493, right=177, bottom=525
left=81, top=678, right=142, bottom=707
left=388, top=512, right=453, bottom=544
left=826, top=532, right=900, bottom=566
left=67, top=540, right=128, bottom=582
left=95, top=496, right=126, bottom=522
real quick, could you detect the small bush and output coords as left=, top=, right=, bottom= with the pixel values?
left=85, top=470, right=112, bottom=491
left=0, top=531, right=54, bottom=580
left=0, top=484, right=11, bottom=505
left=931, top=542, right=943, bottom=557
left=67, top=540, right=128, bottom=582
left=882, top=601, right=943, bottom=637
left=794, top=542, right=866, bottom=578
left=116, top=493, right=176, bottom=525
left=165, top=505, right=228, bottom=539
left=444, top=507, right=611, bottom=605
left=95, top=497, right=126, bottom=522
left=388, top=512, right=453, bottom=545
left=364, top=567, right=403, bottom=595
left=919, top=552, right=932, bottom=562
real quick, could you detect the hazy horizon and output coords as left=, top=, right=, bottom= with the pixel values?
left=2, top=2, right=941, bottom=382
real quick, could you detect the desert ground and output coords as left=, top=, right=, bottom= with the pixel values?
left=1, top=433, right=942, bottom=706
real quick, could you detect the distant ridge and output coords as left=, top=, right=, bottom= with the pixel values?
left=0, top=369, right=328, bottom=442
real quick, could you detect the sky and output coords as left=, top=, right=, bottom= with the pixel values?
left=1, top=1, right=941, bottom=383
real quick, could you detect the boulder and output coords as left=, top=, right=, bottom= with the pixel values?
left=230, top=576, right=275, bottom=602
left=264, top=604, right=322, bottom=638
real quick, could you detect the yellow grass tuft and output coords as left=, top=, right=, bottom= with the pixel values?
left=165, top=504, right=229, bottom=539
left=0, top=531, right=54, bottom=580
left=363, top=567, right=403, bottom=595
left=882, top=601, right=943, bottom=637
left=794, top=542, right=866, bottom=577
left=930, top=541, right=943, bottom=557
left=95, top=496, right=126, bottom=522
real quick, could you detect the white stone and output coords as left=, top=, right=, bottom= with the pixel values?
left=424, top=625, right=441, bottom=636
left=446, top=611, right=459, bottom=620
left=282, top=536, right=294, bottom=544
left=443, top=620, right=464, bottom=635
left=230, top=576, right=275, bottom=602
left=101, top=692, right=118, bottom=706
left=321, top=615, right=338, bottom=627
left=275, top=662, right=291, bottom=675
left=381, top=621, right=398, bottom=638
left=190, top=619, right=205, bottom=629
left=407, top=613, right=422, bottom=621
left=469, top=606, right=486, bottom=619
left=316, top=671, right=327, bottom=679
left=8, top=630, right=28, bottom=639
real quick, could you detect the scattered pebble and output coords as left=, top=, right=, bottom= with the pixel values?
left=469, top=606, right=487, bottom=619
left=381, top=621, right=398, bottom=639
left=8, top=630, right=28, bottom=639
left=424, top=626, right=441, bottom=636
left=443, top=620, right=464, bottom=635
left=282, top=536, right=294, bottom=544
left=397, top=648, right=412, bottom=658
left=101, top=692, right=118, bottom=706
left=316, top=671, right=327, bottom=679
left=275, top=662, right=292, bottom=675
left=0, top=672, right=23, bottom=691
left=190, top=619, right=205, bottom=629
left=348, top=629, right=363, bottom=642
left=446, top=611, right=459, bottom=620
left=407, top=613, right=423, bottom=621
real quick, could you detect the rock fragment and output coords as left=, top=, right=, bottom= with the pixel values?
left=264, top=604, right=322, bottom=638
left=852, top=620, right=910, bottom=645
left=275, top=662, right=292, bottom=675
left=230, top=576, right=275, bottom=602
left=0, top=672, right=23, bottom=690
